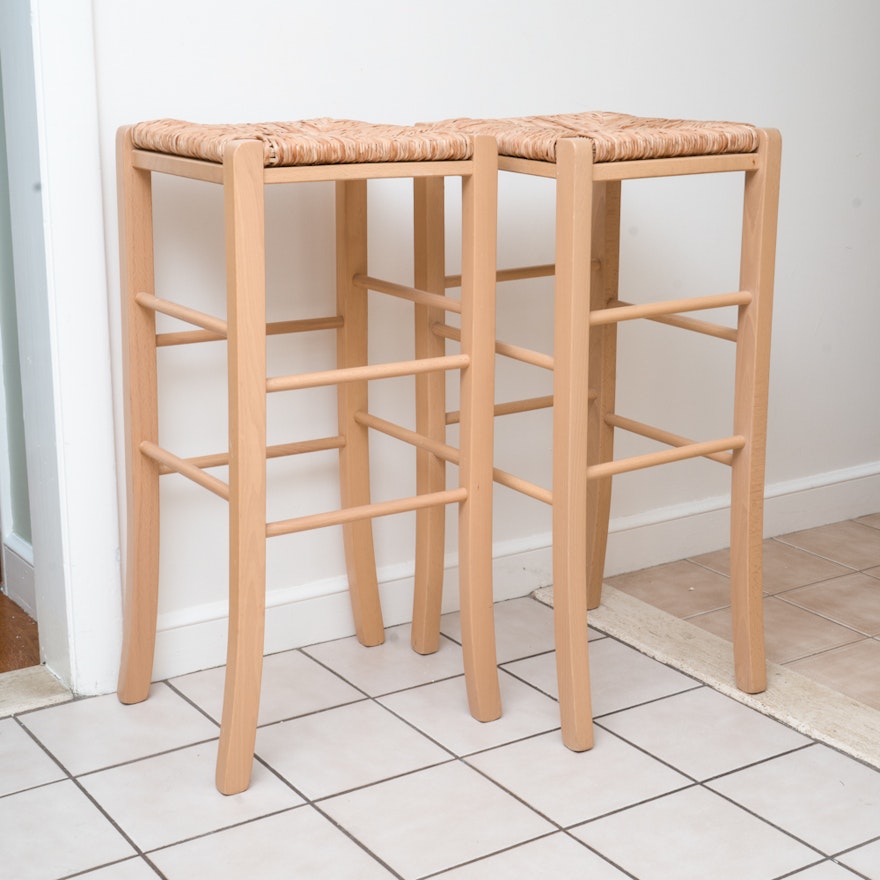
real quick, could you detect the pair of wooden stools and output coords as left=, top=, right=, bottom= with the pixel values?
left=116, top=112, right=781, bottom=793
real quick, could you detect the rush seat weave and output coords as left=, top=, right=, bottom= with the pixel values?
left=129, top=117, right=474, bottom=166
left=425, top=111, right=759, bottom=163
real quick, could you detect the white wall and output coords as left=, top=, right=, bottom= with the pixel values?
left=46, top=0, right=874, bottom=686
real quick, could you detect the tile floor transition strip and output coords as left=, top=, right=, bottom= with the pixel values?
left=534, top=584, right=880, bottom=770
left=0, top=664, right=72, bottom=717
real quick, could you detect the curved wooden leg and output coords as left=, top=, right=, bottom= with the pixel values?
left=117, top=126, right=160, bottom=705
left=586, top=181, right=621, bottom=611
left=553, top=139, right=594, bottom=751
left=411, top=176, right=447, bottom=655
left=730, top=129, right=782, bottom=695
left=458, top=137, right=501, bottom=722
left=335, top=180, right=385, bottom=648
left=216, top=140, right=267, bottom=795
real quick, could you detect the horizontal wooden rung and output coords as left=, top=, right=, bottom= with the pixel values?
left=606, top=413, right=736, bottom=465
left=444, top=263, right=557, bottom=289
left=157, top=435, right=346, bottom=474
left=610, top=300, right=738, bottom=342
left=267, top=353, right=469, bottom=393
left=446, top=395, right=554, bottom=426
left=266, top=487, right=468, bottom=538
left=587, top=433, right=745, bottom=480
left=156, top=315, right=344, bottom=347
left=590, top=291, right=751, bottom=326
left=353, top=274, right=462, bottom=314
left=140, top=440, right=230, bottom=499
left=136, top=292, right=227, bottom=337
left=433, top=323, right=554, bottom=371
left=493, top=468, right=552, bottom=505
left=356, top=411, right=458, bottom=461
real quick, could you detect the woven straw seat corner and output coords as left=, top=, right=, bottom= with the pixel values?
left=129, top=117, right=474, bottom=167
left=423, top=111, right=759, bottom=163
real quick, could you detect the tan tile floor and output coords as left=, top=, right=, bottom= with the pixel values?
left=2, top=518, right=880, bottom=878
left=607, top=514, right=880, bottom=712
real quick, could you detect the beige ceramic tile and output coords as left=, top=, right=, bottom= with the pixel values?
left=20, top=684, right=219, bottom=776
left=709, top=744, right=880, bottom=854
left=466, top=728, right=689, bottom=828
left=839, top=838, right=880, bottom=879
left=776, top=520, right=880, bottom=570
left=254, top=700, right=449, bottom=798
left=782, top=572, right=880, bottom=635
left=378, top=670, right=561, bottom=756
left=571, top=786, right=816, bottom=880
left=688, top=596, right=864, bottom=664
left=151, top=806, right=396, bottom=880
left=78, top=860, right=165, bottom=880
left=788, top=639, right=880, bottom=710
left=433, top=832, right=631, bottom=879
left=855, top=512, right=880, bottom=531
left=606, top=560, right=732, bottom=618
left=79, top=741, right=303, bottom=852
left=866, top=565, right=880, bottom=579
left=170, top=649, right=364, bottom=726
left=691, top=540, right=851, bottom=593
left=0, top=780, right=135, bottom=880
left=303, top=623, right=465, bottom=696
left=0, top=716, right=65, bottom=796
left=598, top=686, right=810, bottom=780
left=504, top=637, right=696, bottom=717
left=321, top=761, right=554, bottom=880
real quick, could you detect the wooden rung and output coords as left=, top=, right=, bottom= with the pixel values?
left=433, top=323, right=554, bottom=371
left=353, top=274, right=462, bottom=314
left=446, top=395, right=554, bottom=425
left=136, top=292, right=228, bottom=337
left=267, top=353, right=469, bottom=393
left=140, top=440, right=230, bottom=499
left=493, top=468, right=552, bottom=505
left=587, top=434, right=745, bottom=480
left=158, top=435, right=347, bottom=473
left=590, top=291, right=752, bottom=326
left=156, top=315, right=345, bottom=347
left=266, top=487, right=468, bottom=538
left=592, top=151, right=759, bottom=182
left=356, top=410, right=551, bottom=503
left=444, top=263, right=557, bottom=288
left=609, top=299, right=738, bottom=341
left=606, top=413, right=735, bottom=466
left=355, top=411, right=458, bottom=461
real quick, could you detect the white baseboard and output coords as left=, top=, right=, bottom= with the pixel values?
left=2, top=540, right=36, bottom=618
left=150, top=461, right=880, bottom=682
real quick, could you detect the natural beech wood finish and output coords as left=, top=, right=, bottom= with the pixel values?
left=117, top=127, right=160, bottom=706
left=416, top=118, right=781, bottom=753
left=730, top=128, right=782, bottom=693
left=216, top=139, right=268, bottom=795
left=117, top=124, right=501, bottom=794
left=411, top=176, right=448, bottom=655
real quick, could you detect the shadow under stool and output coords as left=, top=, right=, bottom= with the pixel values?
left=116, top=118, right=501, bottom=794
left=420, top=111, right=782, bottom=751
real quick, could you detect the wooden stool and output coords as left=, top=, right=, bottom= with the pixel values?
left=116, top=118, right=501, bottom=794
left=420, top=111, right=782, bottom=751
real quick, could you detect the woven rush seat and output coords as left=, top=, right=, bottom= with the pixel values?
left=424, top=111, right=759, bottom=163
left=412, top=108, right=781, bottom=755
left=130, top=117, right=473, bottom=166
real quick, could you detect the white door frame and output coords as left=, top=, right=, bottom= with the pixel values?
left=0, top=0, right=123, bottom=694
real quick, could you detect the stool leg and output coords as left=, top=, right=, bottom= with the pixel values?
left=458, top=136, right=501, bottom=721
left=117, top=127, right=161, bottom=705
left=336, top=180, right=385, bottom=647
left=553, top=138, right=595, bottom=750
left=730, top=128, right=782, bottom=695
left=411, top=177, right=447, bottom=655
left=586, top=180, right=621, bottom=611
left=216, top=140, right=268, bottom=795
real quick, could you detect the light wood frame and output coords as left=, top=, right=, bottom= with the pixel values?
left=116, top=128, right=501, bottom=794
left=418, top=130, right=782, bottom=752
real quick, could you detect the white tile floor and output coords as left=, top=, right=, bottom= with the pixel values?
left=3, top=597, right=880, bottom=880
